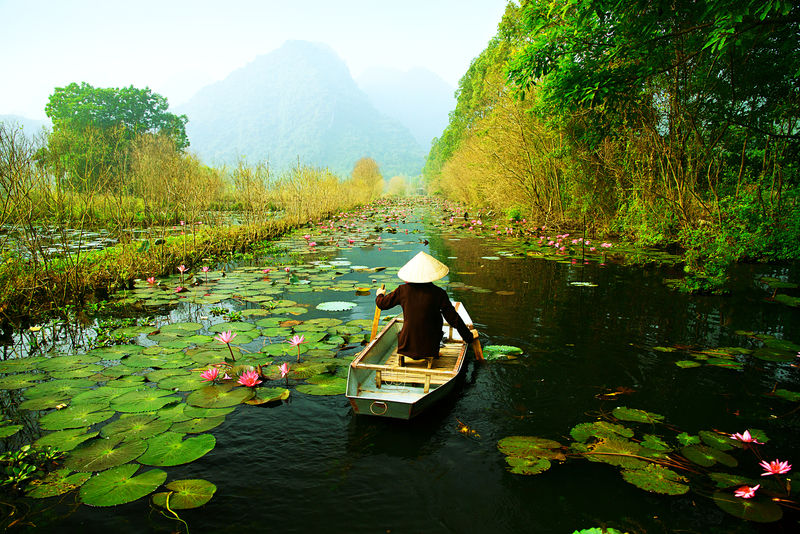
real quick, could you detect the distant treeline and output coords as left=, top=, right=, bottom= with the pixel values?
left=425, top=0, right=799, bottom=290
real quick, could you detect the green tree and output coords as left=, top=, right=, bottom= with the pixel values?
left=350, top=157, right=383, bottom=202
left=44, top=82, right=188, bottom=190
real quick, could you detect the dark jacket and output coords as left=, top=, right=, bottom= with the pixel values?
left=375, top=282, right=474, bottom=359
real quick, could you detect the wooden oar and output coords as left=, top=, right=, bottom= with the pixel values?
left=370, top=284, right=385, bottom=341
left=471, top=329, right=484, bottom=361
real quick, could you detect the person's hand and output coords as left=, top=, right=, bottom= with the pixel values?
left=376, top=287, right=386, bottom=297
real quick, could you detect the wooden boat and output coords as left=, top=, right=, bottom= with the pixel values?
left=346, top=302, right=474, bottom=419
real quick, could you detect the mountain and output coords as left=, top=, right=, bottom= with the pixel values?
left=178, top=41, right=425, bottom=177
left=0, top=115, right=50, bottom=136
left=357, top=67, right=455, bottom=150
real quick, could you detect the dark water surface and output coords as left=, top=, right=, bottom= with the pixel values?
left=33, top=206, right=800, bottom=533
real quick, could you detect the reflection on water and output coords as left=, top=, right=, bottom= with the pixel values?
left=21, top=206, right=800, bottom=532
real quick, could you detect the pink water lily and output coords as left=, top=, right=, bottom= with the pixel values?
left=214, top=330, right=237, bottom=361
left=730, top=430, right=763, bottom=444
left=177, top=264, right=187, bottom=273
left=237, top=370, right=262, bottom=387
left=146, top=277, right=156, bottom=285
left=760, top=459, right=791, bottom=476
left=200, top=367, right=219, bottom=382
left=214, top=330, right=237, bottom=344
left=288, top=334, right=306, bottom=362
left=280, top=362, right=290, bottom=378
left=734, top=484, right=760, bottom=499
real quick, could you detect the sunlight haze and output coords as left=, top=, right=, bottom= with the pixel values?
left=0, top=0, right=509, bottom=119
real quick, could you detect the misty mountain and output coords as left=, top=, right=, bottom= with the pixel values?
left=357, top=67, right=455, bottom=150
left=178, top=41, right=425, bottom=177
left=0, top=115, right=50, bottom=136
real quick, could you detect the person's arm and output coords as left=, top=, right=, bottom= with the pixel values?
left=440, top=296, right=475, bottom=343
left=375, top=285, right=403, bottom=310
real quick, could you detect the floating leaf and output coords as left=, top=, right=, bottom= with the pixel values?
left=40, top=404, right=115, bottom=430
left=170, top=416, right=225, bottom=434
left=505, top=456, right=551, bottom=475
left=245, top=387, right=290, bottom=405
left=713, top=491, right=783, bottom=522
left=26, top=469, right=91, bottom=498
left=570, top=421, right=633, bottom=443
left=24, top=378, right=95, bottom=399
left=699, top=430, right=737, bottom=451
left=483, top=345, right=524, bottom=360
left=19, top=394, right=69, bottom=411
left=571, top=529, right=627, bottom=534
left=65, top=435, right=147, bottom=472
left=641, top=434, right=671, bottom=451
left=151, top=478, right=217, bottom=509
left=111, top=389, right=181, bottom=412
left=621, top=464, right=689, bottom=495
left=681, top=445, right=738, bottom=467
left=71, top=387, right=130, bottom=404
left=35, top=428, right=99, bottom=451
left=0, top=424, right=22, bottom=438
left=675, top=360, right=702, bottom=368
left=137, top=432, right=215, bottom=466
left=186, top=383, right=254, bottom=408
left=773, top=389, right=800, bottom=402
left=316, top=301, right=357, bottom=311
left=676, top=432, right=701, bottom=446
left=100, top=415, right=171, bottom=441
left=709, top=472, right=759, bottom=489
left=497, top=436, right=564, bottom=461
left=612, top=407, right=664, bottom=424
left=296, top=376, right=347, bottom=395
left=157, top=374, right=207, bottom=392
left=584, top=437, right=647, bottom=469
left=79, top=463, right=167, bottom=507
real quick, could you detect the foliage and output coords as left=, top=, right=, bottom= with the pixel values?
left=425, top=0, right=800, bottom=285
left=43, top=82, right=187, bottom=191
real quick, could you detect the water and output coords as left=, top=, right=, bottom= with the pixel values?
left=11, top=204, right=800, bottom=533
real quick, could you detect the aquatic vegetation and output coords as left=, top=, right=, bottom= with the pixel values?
left=498, top=407, right=796, bottom=522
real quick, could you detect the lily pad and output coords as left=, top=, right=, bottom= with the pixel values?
left=612, top=407, right=664, bottom=424
left=0, top=424, right=23, bottom=438
left=621, top=464, right=690, bottom=495
left=65, top=434, right=148, bottom=472
left=583, top=437, right=647, bottom=469
left=151, top=478, right=217, bottom=510
left=244, top=387, right=290, bottom=405
left=505, top=456, right=551, bottom=475
left=483, top=345, right=524, bottom=360
left=137, top=432, right=216, bottom=466
left=497, top=436, right=564, bottom=461
left=186, top=383, right=254, bottom=408
left=316, top=301, right=357, bottom=311
left=35, top=428, right=99, bottom=451
left=713, top=491, right=783, bottom=522
left=40, top=404, right=115, bottom=430
left=26, top=469, right=91, bottom=498
left=296, top=376, right=347, bottom=395
left=111, top=389, right=181, bottom=412
left=681, top=445, right=738, bottom=467
left=170, top=416, right=226, bottom=434
left=100, top=415, right=171, bottom=441
left=570, top=421, right=634, bottom=443
left=79, top=463, right=167, bottom=507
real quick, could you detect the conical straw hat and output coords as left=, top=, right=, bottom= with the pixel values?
left=397, top=251, right=449, bottom=283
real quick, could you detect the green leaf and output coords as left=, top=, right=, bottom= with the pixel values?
left=186, top=383, right=254, bottom=408
left=65, top=435, right=147, bottom=472
left=505, top=456, right=551, bottom=475
left=0, top=424, right=23, bottom=438
left=110, top=388, right=181, bottom=412
left=100, top=415, right=171, bottom=441
left=35, top=428, right=99, bottom=451
left=676, top=432, right=701, bottom=446
left=681, top=445, right=738, bottom=467
left=79, top=463, right=167, bottom=507
left=712, top=491, right=783, bottom=522
left=40, top=404, right=115, bottom=430
left=570, top=421, right=633, bottom=443
left=497, top=436, right=564, bottom=461
left=316, top=301, right=357, bottom=311
left=621, top=464, right=689, bottom=495
left=170, top=416, right=225, bottom=434
left=137, top=432, right=215, bottom=467
left=612, top=407, right=664, bottom=424
left=26, top=469, right=91, bottom=498
left=151, top=478, right=217, bottom=509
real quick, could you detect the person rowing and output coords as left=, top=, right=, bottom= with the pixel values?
left=375, top=251, right=479, bottom=367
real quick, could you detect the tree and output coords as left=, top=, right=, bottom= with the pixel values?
left=350, top=157, right=383, bottom=202
left=44, top=82, right=188, bottom=190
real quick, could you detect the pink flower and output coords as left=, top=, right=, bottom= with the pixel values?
left=279, top=362, right=290, bottom=378
left=309, top=241, right=317, bottom=247
left=730, top=430, right=763, bottom=444
left=146, top=277, right=156, bottom=285
left=214, top=330, right=237, bottom=345
left=288, top=334, right=305, bottom=346
left=284, top=267, right=290, bottom=273
left=202, top=266, right=210, bottom=273
left=590, top=247, right=597, bottom=252
left=600, top=242, right=613, bottom=248
left=200, top=367, right=219, bottom=382
left=760, top=459, right=791, bottom=476
left=177, top=264, right=187, bottom=273
left=237, top=370, right=262, bottom=387
left=262, top=268, right=272, bottom=274
left=303, top=234, right=311, bottom=240
left=347, top=238, right=355, bottom=244
left=734, top=484, right=760, bottom=499
left=175, top=286, right=184, bottom=293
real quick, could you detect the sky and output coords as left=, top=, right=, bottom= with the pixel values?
left=0, top=0, right=510, bottom=120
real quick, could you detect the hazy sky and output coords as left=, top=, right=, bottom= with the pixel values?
left=1, top=0, right=509, bottom=119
